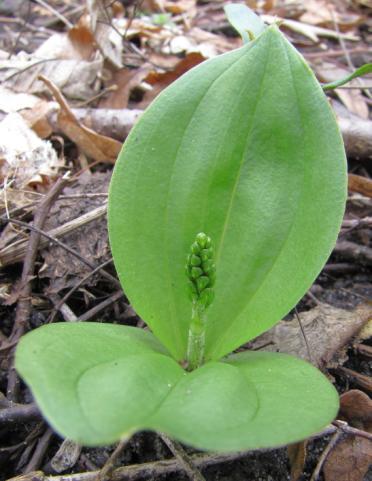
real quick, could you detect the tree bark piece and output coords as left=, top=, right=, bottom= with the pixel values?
left=43, top=106, right=372, bottom=159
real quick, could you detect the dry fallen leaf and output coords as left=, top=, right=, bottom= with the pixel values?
left=0, top=86, right=39, bottom=113
left=348, top=173, right=372, bottom=198
left=21, top=99, right=55, bottom=139
left=99, top=67, right=151, bottom=110
left=324, top=390, right=372, bottom=481
left=40, top=76, right=121, bottom=164
left=0, top=21, right=103, bottom=102
left=86, top=0, right=123, bottom=69
left=165, top=27, right=241, bottom=57
left=287, top=441, right=307, bottom=481
left=248, top=303, right=372, bottom=368
left=139, top=52, right=205, bottom=107
left=299, top=0, right=363, bottom=31
left=0, top=54, right=103, bottom=102
left=0, top=113, right=61, bottom=188
left=40, top=171, right=111, bottom=293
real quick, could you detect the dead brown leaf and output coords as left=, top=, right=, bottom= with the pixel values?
left=300, top=0, right=363, bottom=31
left=339, top=390, right=372, bottom=430
left=40, top=172, right=111, bottom=293
left=67, top=15, right=96, bottom=61
left=0, top=87, right=39, bottom=113
left=324, top=436, right=372, bottom=481
left=288, top=441, right=307, bottom=481
left=40, top=76, right=121, bottom=164
left=248, top=303, right=372, bottom=368
left=324, top=390, right=372, bottom=481
left=164, top=0, right=196, bottom=17
left=86, top=1, right=123, bottom=69
left=139, top=52, right=205, bottom=107
left=21, top=99, right=55, bottom=139
left=348, top=173, right=372, bottom=198
left=0, top=54, right=103, bottom=101
left=99, top=67, right=151, bottom=110
left=0, top=113, right=61, bottom=188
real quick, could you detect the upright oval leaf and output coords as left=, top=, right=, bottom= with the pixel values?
left=108, top=25, right=346, bottom=361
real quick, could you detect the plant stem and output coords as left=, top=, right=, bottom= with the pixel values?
left=186, top=305, right=205, bottom=371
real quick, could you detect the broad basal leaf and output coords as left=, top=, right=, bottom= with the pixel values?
left=108, top=25, right=346, bottom=362
left=16, top=323, right=338, bottom=450
left=15, top=323, right=181, bottom=445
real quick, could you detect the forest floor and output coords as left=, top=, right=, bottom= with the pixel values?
left=0, top=1, right=371, bottom=480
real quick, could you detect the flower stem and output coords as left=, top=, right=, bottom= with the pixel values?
left=186, top=305, right=205, bottom=371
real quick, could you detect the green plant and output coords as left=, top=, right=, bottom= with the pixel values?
left=16, top=6, right=347, bottom=452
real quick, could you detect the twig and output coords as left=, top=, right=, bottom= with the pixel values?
left=23, top=427, right=54, bottom=474
left=5, top=422, right=372, bottom=481
left=50, top=295, right=78, bottom=322
left=160, top=433, right=206, bottom=481
left=332, top=420, right=372, bottom=442
left=49, top=258, right=114, bottom=323
left=337, top=366, right=372, bottom=394
left=5, top=451, right=249, bottom=481
left=294, top=308, right=313, bottom=363
left=33, top=0, right=73, bottom=28
left=354, top=343, right=372, bottom=358
left=309, top=430, right=343, bottom=481
left=1, top=217, right=121, bottom=289
left=97, top=437, right=129, bottom=481
left=0, top=403, right=41, bottom=424
left=304, top=47, right=372, bottom=59
left=7, top=177, right=69, bottom=402
left=3, top=58, right=61, bottom=82
left=0, top=204, right=107, bottom=266
left=333, top=240, right=372, bottom=266
left=7, top=0, right=32, bottom=58
left=77, top=290, right=124, bottom=322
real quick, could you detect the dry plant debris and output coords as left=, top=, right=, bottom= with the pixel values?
left=0, top=0, right=371, bottom=480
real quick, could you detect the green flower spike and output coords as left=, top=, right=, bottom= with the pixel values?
left=185, top=232, right=215, bottom=371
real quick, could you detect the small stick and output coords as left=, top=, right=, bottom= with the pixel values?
left=9, top=177, right=69, bottom=342
left=49, top=258, right=114, bottom=323
left=309, top=430, right=343, bottom=481
left=332, top=420, right=372, bottom=442
left=337, top=366, right=372, bottom=394
left=0, top=403, right=41, bottom=424
left=96, top=437, right=129, bottom=481
left=77, top=290, right=124, bottom=322
left=2, top=218, right=120, bottom=289
left=294, top=307, right=313, bottom=363
left=160, top=433, right=206, bottom=481
left=33, top=0, right=73, bottom=28
left=0, top=204, right=107, bottom=267
left=7, top=177, right=69, bottom=401
left=354, top=343, right=372, bottom=358
left=5, top=451, right=248, bottom=481
left=333, top=240, right=372, bottom=266
left=23, top=427, right=54, bottom=474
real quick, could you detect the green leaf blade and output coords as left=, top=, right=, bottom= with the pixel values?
left=148, top=351, right=338, bottom=451
left=108, top=26, right=347, bottom=362
left=15, top=323, right=184, bottom=446
left=16, top=324, right=338, bottom=451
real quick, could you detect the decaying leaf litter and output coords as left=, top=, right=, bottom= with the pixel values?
left=0, top=0, right=371, bottom=480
